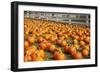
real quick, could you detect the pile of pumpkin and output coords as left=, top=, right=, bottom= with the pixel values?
left=24, top=18, right=90, bottom=62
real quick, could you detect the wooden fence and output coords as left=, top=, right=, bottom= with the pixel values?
left=24, top=11, right=90, bottom=26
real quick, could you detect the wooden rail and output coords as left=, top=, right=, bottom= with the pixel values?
left=24, top=11, right=90, bottom=26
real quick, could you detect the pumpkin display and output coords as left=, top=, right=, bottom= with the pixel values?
left=24, top=18, right=90, bottom=62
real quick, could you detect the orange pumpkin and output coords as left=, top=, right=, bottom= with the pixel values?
left=48, top=44, right=56, bottom=53
left=24, top=55, right=32, bottom=62
left=50, top=36, right=57, bottom=42
left=80, top=41, right=85, bottom=46
left=25, top=46, right=36, bottom=55
left=27, top=36, right=35, bottom=44
left=68, top=46, right=77, bottom=55
left=78, top=37, right=84, bottom=41
left=85, top=36, right=90, bottom=44
left=31, top=52, right=43, bottom=61
left=24, top=40, right=29, bottom=49
left=57, top=39, right=62, bottom=45
left=64, top=46, right=69, bottom=53
left=64, top=34, right=68, bottom=39
left=46, top=42, right=51, bottom=48
left=72, top=52, right=83, bottom=59
left=73, top=39, right=78, bottom=44
left=82, top=49, right=89, bottom=57
left=59, top=36, right=65, bottom=40
left=74, top=35, right=79, bottom=40
left=73, top=44, right=79, bottom=50
left=53, top=51, right=66, bottom=60
left=37, top=37, right=44, bottom=43
left=45, top=34, right=51, bottom=40
left=37, top=49, right=45, bottom=58
left=85, top=45, right=90, bottom=51
left=61, top=41, right=67, bottom=47
left=39, top=43, right=47, bottom=50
